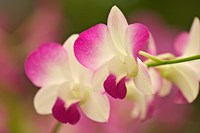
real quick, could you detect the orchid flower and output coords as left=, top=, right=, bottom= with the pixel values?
left=156, top=17, right=200, bottom=103
left=74, top=6, right=153, bottom=99
left=74, top=6, right=154, bottom=119
left=25, top=35, right=110, bottom=124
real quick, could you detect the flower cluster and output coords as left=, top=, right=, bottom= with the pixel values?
left=25, top=6, right=200, bottom=124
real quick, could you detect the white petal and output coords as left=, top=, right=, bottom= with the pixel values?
left=57, top=82, right=81, bottom=107
left=124, top=56, right=138, bottom=77
left=185, top=60, right=200, bottom=80
left=125, top=80, right=149, bottom=119
left=63, top=34, right=80, bottom=80
left=149, top=68, right=162, bottom=93
left=158, top=78, right=172, bottom=97
left=34, top=83, right=63, bottom=114
left=159, top=64, right=199, bottom=103
left=183, top=17, right=200, bottom=56
left=133, top=59, right=153, bottom=94
left=108, top=56, right=127, bottom=77
left=63, top=34, right=93, bottom=84
left=80, top=92, right=110, bottom=122
left=91, top=64, right=109, bottom=92
left=107, top=6, right=128, bottom=54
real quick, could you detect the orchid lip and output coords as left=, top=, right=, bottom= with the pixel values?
left=103, top=74, right=127, bottom=99
left=52, top=98, right=80, bottom=124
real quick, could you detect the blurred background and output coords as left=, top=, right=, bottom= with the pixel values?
left=0, top=0, right=200, bottom=133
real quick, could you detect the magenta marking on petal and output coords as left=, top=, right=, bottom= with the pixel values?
left=74, top=24, right=110, bottom=70
left=52, top=98, right=68, bottom=123
left=133, top=24, right=149, bottom=59
left=127, top=23, right=150, bottom=60
left=103, top=74, right=118, bottom=98
left=174, top=90, right=188, bottom=104
left=67, top=103, right=80, bottom=125
left=52, top=98, right=80, bottom=124
left=116, top=77, right=127, bottom=99
left=25, top=42, right=68, bottom=87
left=174, top=32, right=189, bottom=56
left=104, top=74, right=127, bottom=99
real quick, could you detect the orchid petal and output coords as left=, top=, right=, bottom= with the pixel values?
left=158, top=78, right=172, bottom=97
left=52, top=98, right=68, bottom=123
left=147, top=34, right=157, bottom=55
left=74, top=24, right=115, bottom=70
left=80, top=92, right=110, bottom=122
left=149, top=68, right=162, bottom=93
left=34, top=83, right=62, bottom=114
left=133, top=59, right=153, bottom=94
left=52, top=98, right=80, bottom=124
left=57, top=82, right=80, bottom=107
left=108, top=56, right=127, bottom=77
left=124, top=56, right=138, bottom=77
left=125, top=80, right=148, bottom=119
left=103, top=74, right=118, bottom=99
left=174, top=32, right=189, bottom=56
left=63, top=34, right=80, bottom=81
left=160, top=64, right=199, bottom=103
left=104, top=74, right=127, bottom=99
left=183, top=17, right=200, bottom=56
left=107, top=6, right=128, bottom=54
left=63, top=34, right=92, bottom=84
left=91, top=64, right=109, bottom=92
left=66, top=103, right=80, bottom=124
left=25, top=43, right=69, bottom=87
left=172, top=64, right=199, bottom=103
left=117, top=77, right=127, bottom=99
left=125, top=23, right=149, bottom=59
left=185, top=61, right=200, bottom=80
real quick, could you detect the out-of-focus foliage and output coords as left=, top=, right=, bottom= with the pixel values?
left=63, top=0, right=200, bottom=35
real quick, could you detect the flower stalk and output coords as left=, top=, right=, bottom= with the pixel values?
left=140, top=51, right=200, bottom=67
left=52, top=122, right=61, bottom=133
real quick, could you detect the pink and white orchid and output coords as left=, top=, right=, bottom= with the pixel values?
left=73, top=6, right=155, bottom=119
left=25, top=35, right=110, bottom=124
left=157, top=17, right=200, bottom=103
left=74, top=6, right=153, bottom=102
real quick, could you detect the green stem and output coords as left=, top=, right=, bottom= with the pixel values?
left=52, top=122, right=61, bottom=133
left=139, top=51, right=163, bottom=63
left=146, top=54, right=200, bottom=67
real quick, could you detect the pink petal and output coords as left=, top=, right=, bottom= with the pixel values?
left=174, top=32, right=189, bottom=56
left=52, top=98, right=80, bottom=124
left=74, top=24, right=115, bottom=70
left=147, top=34, right=157, bottom=55
left=107, top=6, right=128, bottom=53
left=125, top=23, right=150, bottom=59
left=25, top=43, right=69, bottom=87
